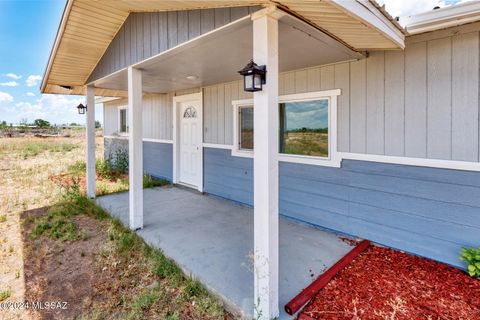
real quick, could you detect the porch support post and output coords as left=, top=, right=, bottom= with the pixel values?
left=252, top=7, right=280, bottom=319
left=85, top=85, right=96, bottom=199
left=128, top=66, right=143, bottom=230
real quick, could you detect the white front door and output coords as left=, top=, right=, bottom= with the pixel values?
left=178, top=99, right=202, bottom=188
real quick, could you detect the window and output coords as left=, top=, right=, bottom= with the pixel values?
left=279, top=99, right=329, bottom=158
left=232, top=89, right=340, bottom=166
left=239, top=106, right=253, bottom=150
left=183, top=106, right=197, bottom=118
left=119, top=107, right=128, bottom=133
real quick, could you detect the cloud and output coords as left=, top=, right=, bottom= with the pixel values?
left=0, top=81, right=19, bottom=87
left=26, top=92, right=35, bottom=97
left=3, top=73, right=21, bottom=80
left=0, top=91, right=14, bottom=103
left=8, top=94, right=84, bottom=124
left=26, top=75, right=42, bottom=87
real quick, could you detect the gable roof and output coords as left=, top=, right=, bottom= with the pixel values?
left=41, top=0, right=405, bottom=96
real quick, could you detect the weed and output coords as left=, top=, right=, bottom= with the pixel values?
left=131, top=290, right=161, bottom=313
left=151, top=252, right=183, bottom=285
left=183, top=277, right=205, bottom=299
left=15, top=271, right=20, bottom=279
left=118, top=232, right=136, bottom=253
left=0, top=289, right=11, bottom=301
left=0, top=215, right=6, bottom=223
left=165, top=312, right=179, bottom=320
left=31, top=183, right=108, bottom=241
left=143, top=175, right=169, bottom=189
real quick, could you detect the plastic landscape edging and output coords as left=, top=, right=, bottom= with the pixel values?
left=284, top=240, right=371, bottom=315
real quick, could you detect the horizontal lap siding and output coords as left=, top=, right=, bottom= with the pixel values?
left=143, top=142, right=173, bottom=181
left=280, top=160, right=480, bottom=269
left=203, top=148, right=253, bottom=205
left=88, top=7, right=261, bottom=82
left=203, top=147, right=479, bottom=268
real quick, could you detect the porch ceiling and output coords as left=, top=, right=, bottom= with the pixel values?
left=91, top=14, right=363, bottom=94
left=41, top=0, right=405, bottom=96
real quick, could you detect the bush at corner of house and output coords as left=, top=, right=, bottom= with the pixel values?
left=460, top=246, right=480, bottom=278
left=114, top=148, right=129, bottom=173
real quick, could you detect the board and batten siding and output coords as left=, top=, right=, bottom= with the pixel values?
left=103, top=93, right=174, bottom=140
left=203, top=29, right=480, bottom=163
left=88, top=6, right=260, bottom=82
left=203, top=147, right=480, bottom=269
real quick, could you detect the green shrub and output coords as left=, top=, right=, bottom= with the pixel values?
left=114, top=149, right=129, bottom=173
left=460, top=247, right=480, bottom=278
left=96, top=160, right=114, bottom=180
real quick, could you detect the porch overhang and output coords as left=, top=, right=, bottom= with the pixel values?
left=88, top=12, right=363, bottom=95
left=40, top=0, right=405, bottom=96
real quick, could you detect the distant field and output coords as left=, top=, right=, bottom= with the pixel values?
left=282, top=131, right=328, bottom=157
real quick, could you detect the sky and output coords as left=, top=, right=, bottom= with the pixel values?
left=0, top=0, right=470, bottom=126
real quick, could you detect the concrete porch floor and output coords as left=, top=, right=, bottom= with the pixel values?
left=96, top=186, right=353, bottom=319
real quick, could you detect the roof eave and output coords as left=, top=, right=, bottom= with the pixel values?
left=403, top=1, right=480, bottom=35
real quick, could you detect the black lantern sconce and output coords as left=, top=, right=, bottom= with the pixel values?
left=77, top=103, right=87, bottom=115
left=238, top=59, right=266, bottom=92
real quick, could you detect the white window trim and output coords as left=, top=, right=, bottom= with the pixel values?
left=232, top=99, right=256, bottom=158
left=231, top=89, right=341, bottom=167
left=117, top=105, right=128, bottom=136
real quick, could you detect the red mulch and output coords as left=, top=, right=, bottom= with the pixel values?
left=299, top=246, right=480, bottom=320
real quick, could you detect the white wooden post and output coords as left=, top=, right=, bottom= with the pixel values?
left=128, top=67, right=143, bottom=230
left=252, top=7, right=280, bottom=319
left=86, top=85, right=96, bottom=199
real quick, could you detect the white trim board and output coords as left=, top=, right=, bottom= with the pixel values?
left=203, top=143, right=232, bottom=150
left=104, top=136, right=173, bottom=144
left=338, top=152, right=480, bottom=172
left=202, top=143, right=480, bottom=172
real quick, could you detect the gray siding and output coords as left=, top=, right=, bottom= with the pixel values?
left=88, top=7, right=260, bottom=82
left=203, top=147, right=480, bottom=269
left=103, top=93, right=173, bottom=140
left=203, top=29, right=480, bottom=163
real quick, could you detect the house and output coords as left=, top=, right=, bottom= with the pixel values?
left=41, top=1, right=480, bottom=318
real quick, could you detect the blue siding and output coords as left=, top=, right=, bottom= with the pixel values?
left=203, top=148, right=253, bottom=206
left=203, top=148, right=480, bottom=269
left=143, top=142, right=173, bottom=181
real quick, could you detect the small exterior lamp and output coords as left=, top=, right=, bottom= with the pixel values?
left=77, top=103, right=87, bottom=115
left=238, top=59, right=266, bottom=92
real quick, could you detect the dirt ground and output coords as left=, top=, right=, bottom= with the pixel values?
left=0, top=132, right=98, bottom=320
left=21, top=208, right=111, bottom=320
left=0, top=133, right=227, bottom=320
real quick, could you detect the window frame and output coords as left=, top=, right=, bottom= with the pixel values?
left=231, top=89, right=341, bottom=167
left=232, top=99, right=255, bottom=158
left=117, top=106, right=128, bottom=135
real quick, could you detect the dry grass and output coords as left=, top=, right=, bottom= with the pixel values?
left=1, top=132, right=228, bottom=320
left=0, top=132, right=99, bottom=320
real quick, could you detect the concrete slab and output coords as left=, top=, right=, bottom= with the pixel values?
left=97, top=186, right=353, bottom=319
